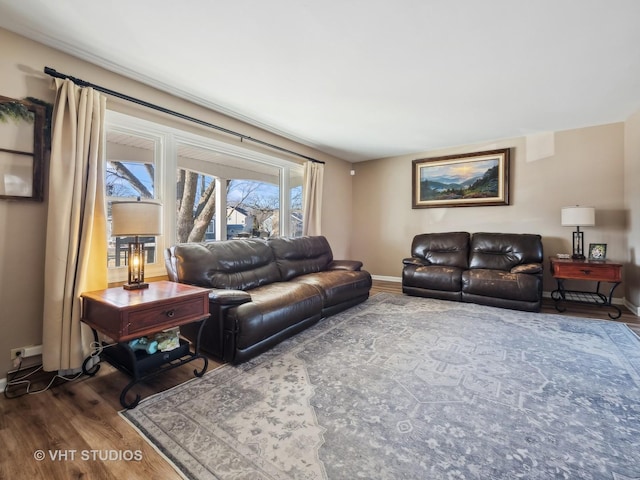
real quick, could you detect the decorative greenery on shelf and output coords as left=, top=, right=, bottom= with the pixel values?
left=0, top=99, right=32, bottom=123
left=0, top=96, right=53, bottom=150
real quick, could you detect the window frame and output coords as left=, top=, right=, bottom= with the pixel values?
left=105, top=110, right=302, bottom=282
left=105, top=120, right=165, bottom=283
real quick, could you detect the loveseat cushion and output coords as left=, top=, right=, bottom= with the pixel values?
left=165, top=239, right=281, bottom=290
left=268, top=236, right=333, bottom=280
left=462, top=269, right=542, bottom=302
left=402, top=265, right=465, bottom=292
left=409, top=232, right=470, bottom=269
left=468, top=233, right=543, bottom=271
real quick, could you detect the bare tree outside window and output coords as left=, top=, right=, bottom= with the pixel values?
left=175, top=169, right=218, bottom=243
left=105, top=117, right=304, bottom=278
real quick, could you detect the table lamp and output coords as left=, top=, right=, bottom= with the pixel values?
left=111, top=199, right=162, bottom=289
left=561, top=206, right=595, bottom=260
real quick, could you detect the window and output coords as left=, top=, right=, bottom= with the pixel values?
left=105, top=127, right=162, bottom=281
left=105, top=111, right=304, bottom=281
left=289, top=170, right=304, bottom=237
left=174, top=142, right=216, bottom=243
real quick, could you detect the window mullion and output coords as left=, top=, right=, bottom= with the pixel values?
left=164, top=134, right=177, bottom=247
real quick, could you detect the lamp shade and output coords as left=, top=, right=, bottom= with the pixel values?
left=111, top=200, right=162, bottom=236
left=561, top=206, right=595, bottom=227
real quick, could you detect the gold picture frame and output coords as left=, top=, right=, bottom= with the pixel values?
left=412, top=148, right=510, bottom=208
left=0, top=95, right=46, bottom=201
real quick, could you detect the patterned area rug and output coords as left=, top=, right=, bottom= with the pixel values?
left=121, top=293, right=640, bottom=479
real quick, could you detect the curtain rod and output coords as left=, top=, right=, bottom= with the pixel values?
left=44, top=67, right=325, bottom=164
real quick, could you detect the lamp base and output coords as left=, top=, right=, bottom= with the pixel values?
left=123, top=282, right=149, bottom=290
left=571, top=229, right=585, bottom=261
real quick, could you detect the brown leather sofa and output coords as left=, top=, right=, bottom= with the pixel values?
left=165, top=236, right=372, bottom=363
left=402, top=232, right=543, bottom=312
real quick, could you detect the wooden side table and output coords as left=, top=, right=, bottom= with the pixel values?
left=81, top=281, right=210, bottom=408
left=549, top=257, right=623, bottom=319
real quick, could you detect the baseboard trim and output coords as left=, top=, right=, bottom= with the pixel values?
left=371, top=275, right=401, bottom=283
left=624, top=299, right=639, bottom=316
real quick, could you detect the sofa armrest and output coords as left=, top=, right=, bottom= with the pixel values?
left=402, top=257, right=427, bottom=266
left=209, top=288, right=252, bottom=306
left=510, top=263, right=543, bottom=274
left=328, top=260, right=363, bottom=271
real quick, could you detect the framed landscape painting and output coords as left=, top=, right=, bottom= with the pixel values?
left=412, top=148, right=510, bottom=208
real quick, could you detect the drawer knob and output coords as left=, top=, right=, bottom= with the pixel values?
left=166, top=309, right=175, bottom=318
left=580, top=269, right=592, bottom=274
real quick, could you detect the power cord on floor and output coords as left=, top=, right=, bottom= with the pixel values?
left=3, top=362, right=82, bottom=399
left=3, top=340, right=114, bottom=399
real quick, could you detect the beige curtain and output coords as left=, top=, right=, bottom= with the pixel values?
left=302, top=161, right=324, bottom=236
left=42, top=79, right=108, bottom=372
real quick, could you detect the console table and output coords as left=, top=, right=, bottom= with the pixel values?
left=81, top=281, right=210, bottom=408
left=549, top=257, right=622, bottom=319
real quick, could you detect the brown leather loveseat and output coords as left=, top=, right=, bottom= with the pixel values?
left=402, top=232, right=543, bottom=312
left=165, top=236, right=372, bottom=363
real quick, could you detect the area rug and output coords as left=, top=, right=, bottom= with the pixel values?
left=121, top=293, right=640, bottom=479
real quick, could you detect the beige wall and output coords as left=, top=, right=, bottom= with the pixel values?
left=2, top=26, right=638, bottom=377
left=352, top=123, right=631, bottom=302
left=0, top=28, right=353, bottom=374
left=625, top=110, right=640, bottom=308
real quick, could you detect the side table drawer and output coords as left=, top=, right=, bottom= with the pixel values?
left=128, top=297, right=207, bottom=334
left=552, top=263, right=621, bottom=283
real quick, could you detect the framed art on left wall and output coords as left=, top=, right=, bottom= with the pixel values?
left=0, top=95, right=46, bottom=201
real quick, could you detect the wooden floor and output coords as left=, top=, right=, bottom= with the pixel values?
left=1, top=280, right=638, bottom=479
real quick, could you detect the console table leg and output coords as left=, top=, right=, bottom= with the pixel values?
left=120, top=380, right=142, bottom=409
left=191, top=316, right=209, bottom=377
left=606, top=282, right=622, bottom=319
left=82, top=354, right=101, bottom=377
left=193, top=355, right=208, bottom=377
left=551, top=279, right=567, bottom=312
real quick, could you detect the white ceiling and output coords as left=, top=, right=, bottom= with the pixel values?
left=1, top=0, right=640, bottom=162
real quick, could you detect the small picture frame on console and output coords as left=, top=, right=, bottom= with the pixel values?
left=588, top=243, right=607, bottom=261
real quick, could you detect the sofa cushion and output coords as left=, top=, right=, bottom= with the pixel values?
left=293, top=269, right=372, bottom=307
left=166, top=239, right=281, bottom=290
left=268, top=236, right=333, bottom=280
left=468, top=233, right=543, bottom=271
left=510, top=263, right=543, bottom=274
left=410, top=232, right=470, bottom=269
left=402, top=264, right=464, bottom=292
left=462, top=269, right=542, bottom=302
left=226, top=282, right=322, bottom=350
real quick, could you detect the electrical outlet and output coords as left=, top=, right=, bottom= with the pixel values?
left=9, top=345, right=42, bottom=360
left=10, top=347, right=24, bottom=360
